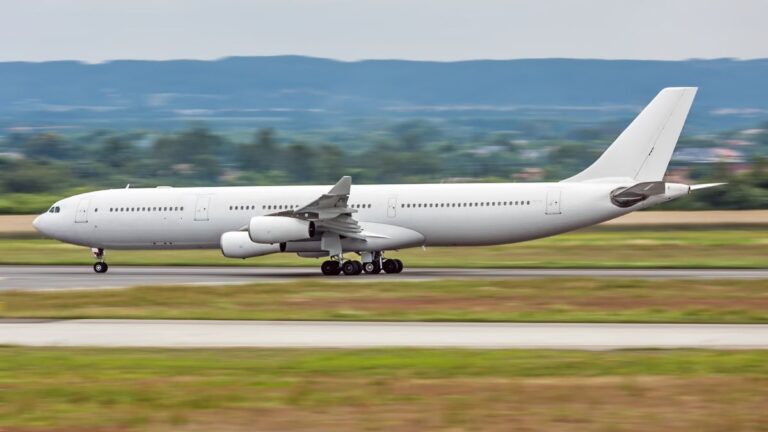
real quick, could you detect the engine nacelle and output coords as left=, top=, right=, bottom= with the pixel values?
left=221, top=231, right=282, bottom=258
left=249, top=216, right=315, bottom=244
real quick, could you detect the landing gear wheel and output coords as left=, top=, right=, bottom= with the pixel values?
left=321, top=260, right=341, bottom=276
left=363, top=261, right=381, bottom=274
left=342, top=260, right=363, bottom=275
left=93, top=262, right=109, bottom=273
left=382, top=259, right=398, bottom=274
left=393, top=258, right=404, bottom=273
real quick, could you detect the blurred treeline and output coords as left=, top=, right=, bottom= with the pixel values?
left=0, top=121, right=766, bottom=213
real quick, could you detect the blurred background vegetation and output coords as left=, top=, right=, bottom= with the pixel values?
left=2, top=57, right=767, bottom=214
left=1, top=121, right=766, bottom=213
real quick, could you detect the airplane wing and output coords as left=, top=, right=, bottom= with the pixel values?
left=275, top=176, right=366, bottom=240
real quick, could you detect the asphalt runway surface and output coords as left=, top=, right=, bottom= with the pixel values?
left=1, top=265, right=767, bottom=291
left=1, top=319, right=767, bottom=349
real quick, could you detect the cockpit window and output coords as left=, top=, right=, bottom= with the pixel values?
left=48, top=206, right=60, bottom=213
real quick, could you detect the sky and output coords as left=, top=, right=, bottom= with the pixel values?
left=1, top=0, right=766, bottom=63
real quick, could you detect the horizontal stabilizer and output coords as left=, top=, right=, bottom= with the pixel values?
left=690, top=183, right=726, bottom=191
left=610, top=181, right=666, bottom=208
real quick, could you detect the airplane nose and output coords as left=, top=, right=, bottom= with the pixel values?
left=32, top=215, right=45, bottom=234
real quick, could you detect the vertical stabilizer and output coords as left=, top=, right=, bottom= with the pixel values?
left=564, top=87, right=697, bottom=182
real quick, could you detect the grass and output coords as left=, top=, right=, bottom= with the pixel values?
left=0, top=192, right=74, bottom=215
left=1, top=228, right=767, bottom=268
left=1, top=347, right=767, bottom=431
left=3, top=278, right=768, bottom=323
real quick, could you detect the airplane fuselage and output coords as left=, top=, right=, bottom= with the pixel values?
left=34, top=181, right=648, bottom=250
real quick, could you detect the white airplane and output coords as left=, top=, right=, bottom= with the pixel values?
left=34, top=87, right=722, bottom=275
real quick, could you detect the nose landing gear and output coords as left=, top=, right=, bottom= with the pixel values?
left=93, top=261, right=109, bottom=273
left=91, top=247, right=108, bottom=273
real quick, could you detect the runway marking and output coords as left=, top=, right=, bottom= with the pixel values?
left=1, top=266, right=767, bottom=292
left=1, top=319, right=767, bottom=350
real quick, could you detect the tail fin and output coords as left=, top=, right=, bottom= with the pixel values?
left=564, top=87, right=697, bottom=183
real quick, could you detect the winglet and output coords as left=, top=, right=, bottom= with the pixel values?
left=690, top=183, right=726, bottom=191
left=328, top=176, right=352, bottom=195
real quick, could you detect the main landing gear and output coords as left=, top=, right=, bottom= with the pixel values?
left=320, top=253, right=403, bottom=276
left=92, top=247, right=109, bottom=273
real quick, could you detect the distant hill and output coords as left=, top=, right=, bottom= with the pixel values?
left=1, top=56, right=767, bottom=132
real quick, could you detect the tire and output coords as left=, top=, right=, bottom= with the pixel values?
left=93, top=262, right=108, bottom=273
left=321, top=260, right=341, bottom=276
left=393, top=259, right=404, bottom=273
left=363, top=262, right=380, bottom=274
left=382, top=259, right=398, bottom=274
left=342, top=260, right=362, bottom=275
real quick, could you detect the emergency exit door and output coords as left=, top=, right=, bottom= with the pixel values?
left=387, top=197, right=397, bottom=218
left=194, top=196, right=211, bottom=221
left=545, top=190, right=561, bottom=215
left=75, top=198, right=90, bottom=223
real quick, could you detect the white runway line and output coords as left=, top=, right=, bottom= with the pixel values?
left=2, top=320, right=767, bottom=350
left=1, top=265, right=767, bottom=291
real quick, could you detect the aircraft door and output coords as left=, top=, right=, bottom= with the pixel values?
left=545, top=189, right=562, bottom=215
left=194, top=196, right=211, bottom=221
left=387, top=197, right=397, bottom=218
left=75, top=198, right=90, bottom=223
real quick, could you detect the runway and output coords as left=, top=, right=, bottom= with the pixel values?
left=1, top=265, right=767, bottom=291
left=1, top=319, right=767, bottom=349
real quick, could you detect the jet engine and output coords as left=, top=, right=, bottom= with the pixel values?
left=248, top=216, right=315, bottom=244
left=221, top=231, right=282, bottom=258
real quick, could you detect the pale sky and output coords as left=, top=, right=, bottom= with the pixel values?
left=1, top=0, right=766, bottom=62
